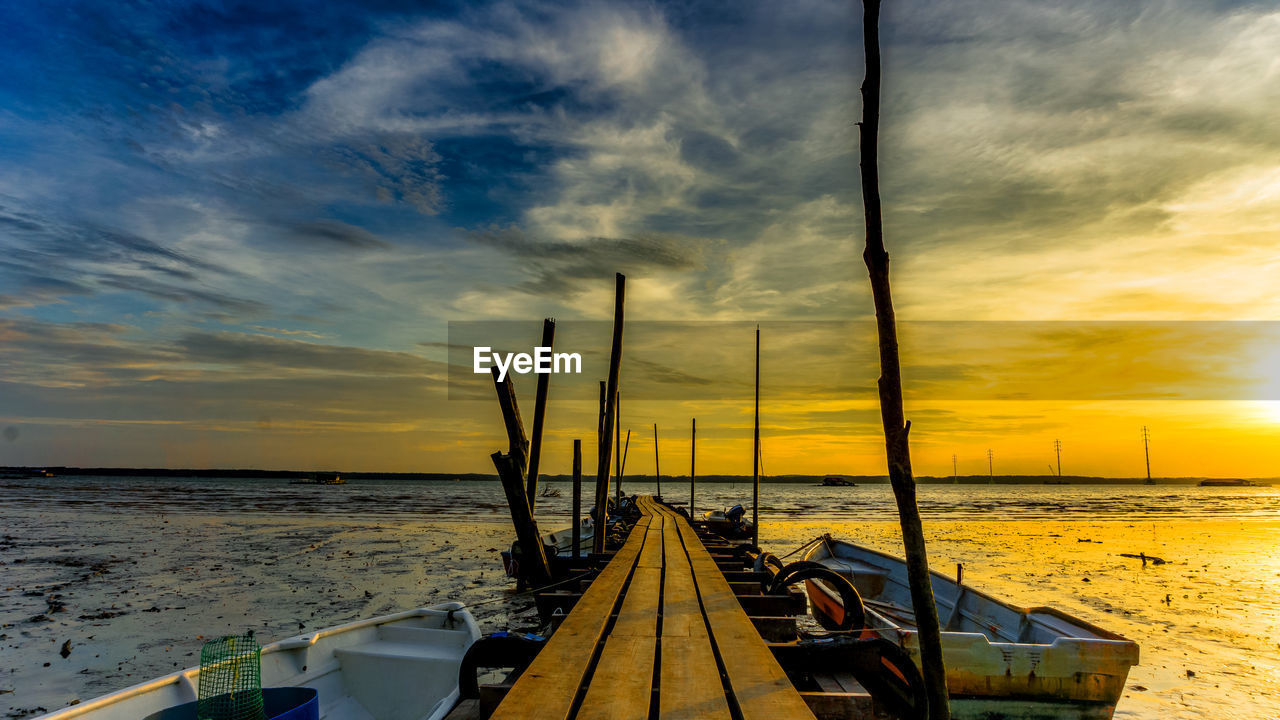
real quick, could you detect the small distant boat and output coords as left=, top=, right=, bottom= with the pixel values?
left=1198, top=478, right=1256, bottom=487
left=38, top=603, right=480, bottom=720
left=501, top=517, right=595, bottom=577
left=820, top=476, right=856, bottom=487
left=802, top=536, right=1139, bottom=720
left=700, top=504, right=754, bottom=540
left=538, top=485, right=562, bottom=498
left=292, top=472, right=344, bottom=485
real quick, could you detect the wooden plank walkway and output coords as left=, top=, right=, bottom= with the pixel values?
left=490, top=496, right=816, bottom=720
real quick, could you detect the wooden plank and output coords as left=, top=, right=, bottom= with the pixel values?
left=578, top=499, right=662, bottom=718
left=577, top=636, right=656, bottom=720
left=489, top=513, right=650, bottom=720
left=658, top=508, right=732, bottom=720
left=668, top=507, right=817, bottom=720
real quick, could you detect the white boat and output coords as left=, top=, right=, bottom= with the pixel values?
left=803, top=536, right=1139, bottom=720
left=37, top=603, right=481, bottom=720
left=501, top=518, right=594, bottom=577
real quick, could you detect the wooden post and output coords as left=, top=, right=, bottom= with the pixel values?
left=572, top=439, right=582, bottom=560
left=615, top=391, right=622, bottom=499
left=595, top=381, right=607, bottom=539
left=489, top=369, right=550, bottom=586
left=752, top=325, right=760, bottom=548
left=492, top=367, right=529, bottom=474
left=690, top=418, right=697, bottom=517
left=859, top=2, right=949, bottom=717
left=620, top=429, right=631, bottom=487
left=653, top=423, right=661, bottom=499
left=595, top=273, right=625, bottom=554
left=525, top=318, right=556, bottom=510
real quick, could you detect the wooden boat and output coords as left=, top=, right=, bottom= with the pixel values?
left=821, top=476, right=856, bottom=487
left=803, top=536, right=1139, bottom=720
left=38, top=603, right=480, bottom=720
left=501, top=517, right=594, bottom=577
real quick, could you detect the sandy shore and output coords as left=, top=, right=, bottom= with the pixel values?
left=3, top=505, right=1278, bottom=719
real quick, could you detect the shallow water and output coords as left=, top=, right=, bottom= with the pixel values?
left=2, top=478, right=1277, bottom=718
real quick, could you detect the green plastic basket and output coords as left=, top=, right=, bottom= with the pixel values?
left=196, top=633, right=266, bottom=720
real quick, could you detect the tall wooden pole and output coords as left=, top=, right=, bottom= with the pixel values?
left=490, top=369, right=551, bottom=586
left=595, top=381, right=606, bottom=547
left=690, top=418, right=697, bottom=518
left=653, top=423, right=661, bottom=498
left=620, top=429, right=631, bottom=481
left=859, top=2, right=949, bottom=717
left=615, top=392, right=622, bottom=499
left=752, top=325, right=760, bottom=549
left=572, top=439, right=582, bottom=559
left=525, top=318, right=555, bottom=510
left=595, top=273, right=625, bottom=554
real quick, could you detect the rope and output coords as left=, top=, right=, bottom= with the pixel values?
left=778, top=535, right=826, bottom=560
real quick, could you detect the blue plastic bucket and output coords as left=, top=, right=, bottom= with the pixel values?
left=143, top=687, right=318, bottom=720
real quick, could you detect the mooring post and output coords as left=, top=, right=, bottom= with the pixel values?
left=860, top=1, right=950, bottom=716
left=489, top=369, right=550, bottom=586
left=572, top=439, right=582, bottom=560
left=525, top=318, right=555, bottom=510
left=752, top=324, right=760, bottom=548
left=615, top=391, right=622, bottom=499
left=594, top=273, right=625, bottom=554
left=690, top=418, right=696, bottom=518
left=653, top=423, right=661, bottom=499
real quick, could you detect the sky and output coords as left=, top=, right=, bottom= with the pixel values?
left=1, top=0, right=1279, bottom=476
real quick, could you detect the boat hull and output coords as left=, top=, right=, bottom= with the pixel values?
left=38, top=603, right=481, bottom=720
left=804, top=538, right=1138, bottom=719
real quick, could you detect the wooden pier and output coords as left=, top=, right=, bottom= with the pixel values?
left=485, top=496, right=817, bottom=720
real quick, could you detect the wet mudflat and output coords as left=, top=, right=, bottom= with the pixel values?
left=2, top=478, right=1277, bottom=719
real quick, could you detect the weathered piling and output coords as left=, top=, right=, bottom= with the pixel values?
left=752, top=325, right=760, bottom=548
left=572, top=439, right=582, bottom=560
left=489, top=368, right=551, bottom=586
left=615, top=392, right=622, bottom=499
left=690, top=418, right=697, bottom=517
left=525, top=318, right=555, bottom=509
left=859, top=1, right=949, bottom=716
left=653, top=423, right=661, bottom=498
left=594, top=273, right=625, bottom=554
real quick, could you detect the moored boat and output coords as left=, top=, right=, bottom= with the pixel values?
left=700, top=504, right=754, bottom=540
left=38, top=603, right=480, bottom=720
left=803, top=536, right=1139, bottom=720
left=501, top=517, right=594, bottom=577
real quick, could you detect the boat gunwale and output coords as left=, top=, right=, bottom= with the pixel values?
left=805, top=536, right=1139, bottom=647
left=36, top=602, right=478, bottom=720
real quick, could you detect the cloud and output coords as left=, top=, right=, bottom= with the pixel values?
left=282, top=219, right=390, bottom=249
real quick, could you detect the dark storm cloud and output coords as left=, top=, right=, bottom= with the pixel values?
left=468, top=228, right=710, bottom=295
left=283, top=219, right=390, bottom=249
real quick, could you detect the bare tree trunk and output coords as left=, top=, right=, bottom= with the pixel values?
left=859, top=2, right=950, bottom=718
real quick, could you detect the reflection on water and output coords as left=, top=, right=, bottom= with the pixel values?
left=2, top=476, right=1276, bottom=521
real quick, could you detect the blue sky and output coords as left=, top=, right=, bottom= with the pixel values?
left=2, top=0, right=1279, bottom=473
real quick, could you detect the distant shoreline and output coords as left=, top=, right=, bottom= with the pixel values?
left=2, top=466, right=1273, bottom=486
